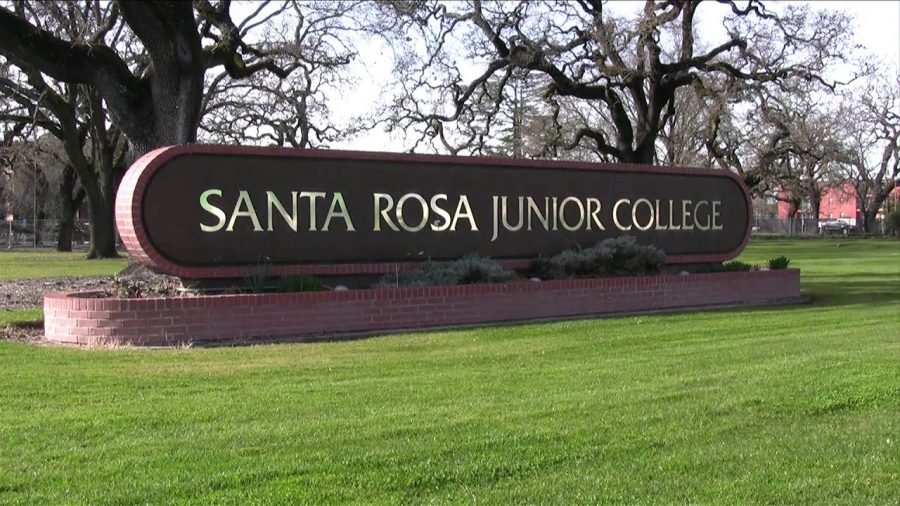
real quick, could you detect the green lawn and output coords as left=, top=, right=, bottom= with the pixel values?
left=0, top=250, right=128, bottom=280
left=0, top=240, right=898, bottom=504
left=0, top=308, right=42, bottom=326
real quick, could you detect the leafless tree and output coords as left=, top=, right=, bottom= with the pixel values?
left=836, top=71, right=900, bottom=232
left=0, top=0, right=315, bottom=156
left=0, top=1, right=130, bottom=256
left=200, top=1, right=361, bottom=148
left=374, top=0, right=859, bottom=165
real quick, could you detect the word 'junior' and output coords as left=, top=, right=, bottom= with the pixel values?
left=198, top=190, right=725, bottom=241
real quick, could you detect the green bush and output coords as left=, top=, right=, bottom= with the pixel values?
left=278, top=275, right=324, bottom=292
left=695, top=260, right=756, bottom=273
left=887, top=208, right=900, bottom=237
left=722, top=261, right=755, bottom=272
left=375, top=254, right=515, bottom=288
left=767, top=256, right=791, bottom=270
left=534, top=236, right=665, bottom=279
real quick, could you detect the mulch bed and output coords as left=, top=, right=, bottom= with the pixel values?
left=0, top=277, right=113, bottom=311
left=1, top=276, right=113, bottom=343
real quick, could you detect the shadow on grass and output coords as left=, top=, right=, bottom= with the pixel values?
left=801, top=279, right=900, bottom=307
left=4, top=321, right=42, bottom=329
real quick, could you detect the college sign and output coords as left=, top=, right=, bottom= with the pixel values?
left=116, top=145, right=751, bottom=278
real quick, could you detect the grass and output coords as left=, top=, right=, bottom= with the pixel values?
left=0, top=239, right=897, bottom=504
left=0, top=308, right=42, bottom=326
left=0, top=249, right=128, bottom=280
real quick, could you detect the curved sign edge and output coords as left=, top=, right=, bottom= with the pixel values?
left=115, top=144, right=753, bottom=278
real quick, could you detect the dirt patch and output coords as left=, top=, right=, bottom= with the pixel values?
left=0, top=276, right=113, bottom=311
left=1, top=276, right=114, bottom=343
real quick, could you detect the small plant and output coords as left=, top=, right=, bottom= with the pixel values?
left=767, top=256, right=791, bottom=270
left=243, top=259, right=271, bottom=293
left=278, top=275, right=324, bottom=293
left=721, top=260, right=755, bottom=272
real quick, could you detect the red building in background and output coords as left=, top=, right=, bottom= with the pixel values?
left=777, top=183, right=900, bottom=231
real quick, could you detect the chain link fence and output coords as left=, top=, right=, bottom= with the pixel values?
left=753, top=214, right=892, bottom=236
left=1, top=219, right=96, bottom=249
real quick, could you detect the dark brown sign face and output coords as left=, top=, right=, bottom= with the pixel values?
left=116, top=146, right=751, bottom=278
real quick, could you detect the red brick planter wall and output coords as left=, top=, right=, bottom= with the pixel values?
left=44, top=269, right=800, bottom=346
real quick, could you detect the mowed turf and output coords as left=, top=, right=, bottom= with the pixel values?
left=0, top=240, right=897, bottom=504
left=0, top=250, right=128, bottom=280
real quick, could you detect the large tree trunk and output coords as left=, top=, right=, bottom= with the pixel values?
left=85, top=192, right=117, bottom=258
left=808, top=189, right=821, bottom=233
left=56, top=165, right=83, bottom=252
left=84, top=168, right=118, bottom=259
left=56, top=211, right=74, bottom=252
left=863, top=209, right=880, bottom=234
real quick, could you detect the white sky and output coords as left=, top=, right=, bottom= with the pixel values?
left=331, top=0, right=900, bottom=153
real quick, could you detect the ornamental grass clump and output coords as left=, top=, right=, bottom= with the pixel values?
left=535, top=236, right=665, bottom=279
left=278, top=275, right=325, bottom=292
left=722, top=260, right=755, bottom=272
left=375, top=254, right=515, bottom=288
left=767, top=256, right=791, bottom=270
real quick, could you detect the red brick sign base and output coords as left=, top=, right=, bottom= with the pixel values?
left=44, top=269, right=800, bottom=347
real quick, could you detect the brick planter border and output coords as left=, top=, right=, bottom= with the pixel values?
left=44, top=269, right=800, bottom=347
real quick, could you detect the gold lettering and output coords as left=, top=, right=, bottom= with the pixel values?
left=654, top=199, right=667, bottom=230
left=430, top=194, right=452, bottom=231
left=491, top=195, right=500, bottom=242
left=667, top=200, right=681, bottom=230
left=491, top=196, right=499, bottom=242
left=559, top=196, right=585, bottom=231
left=396, top=193, right=429, bottom=232
left=299, top=191, right=326, bottom=231
left=373, top=193, right=398, bottom=231
left=694, top=200, right=710, bottom=231
left=712, top=201, right=723, bottom=230
left=613, top=199, right=632, bottom=231
left=526, top=197, right=550, bottom=231
left=632, top=198, right=654, bottom=231
left=551, top=197, right=559, bottom=231
left=681, top=200, right=694, bottom=231
left=199, top=189, right=226, bottom=232
left=450, top=195, right=478, bottom=231
left=266, top=191, right=298, bottom=232
left=501, top=196, right=524, bottom=232
left=586, top=198, right=604, bottom=230
left=322, top=192, right=356, bottom=232
left=226, top=191, right=263, bottom=232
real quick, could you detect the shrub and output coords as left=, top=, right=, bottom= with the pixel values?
left=535, top=236, right=665, bottom=279
left=722, top=260, right=755, bottom=272
left=767, top=256, right=791, bottom=270
left=887, top=208, right=900, bottom=237
left=375, top=254, right=515, bottom=288
left=243, top=264, right=271, bottom=293
left=278, top=275, right=324, bottom=292
left=695, top=261, right=756, bottom=273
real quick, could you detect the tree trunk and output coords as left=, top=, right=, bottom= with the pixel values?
left=863, top=209, right=879, bottom=233
left=56, top=165, right=83, bottom=252
left=808, top=190, right=821, bottom=233
left=56, top=208, right=75, bottom=252
left=85, top=193, right=117, bottom=258
left=84, top=168, right=118, bottom=259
